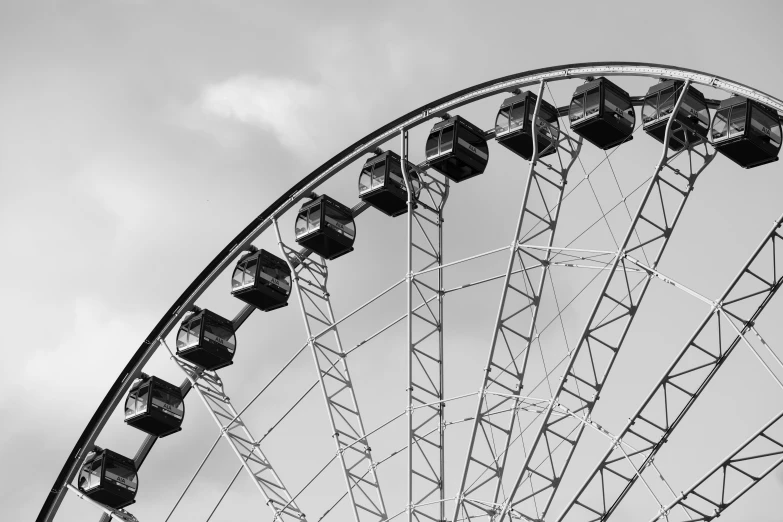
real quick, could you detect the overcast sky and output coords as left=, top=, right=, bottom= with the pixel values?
left=4, top=1, right=783, bottom=521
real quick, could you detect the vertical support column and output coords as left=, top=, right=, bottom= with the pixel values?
left=274, top=222, right=387, bottom=522
left=452, top=80, right=582, bottom=522
left=401, top=129, right=450, bottom=522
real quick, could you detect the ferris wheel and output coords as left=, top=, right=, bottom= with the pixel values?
left=37, top=62, right=783, bottom=522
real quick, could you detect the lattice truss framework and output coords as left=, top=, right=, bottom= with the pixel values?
left=42, top=62, right=783, bottom=522
left=401, top=132, right=450, bottom=522
left=652, top=400, right=783, bottom=522
left=452, top=82, right=720, bottom=522
left=495, top=82, right=717, bottom=522
left=452, top=82, right=582, bottom=522
left=163, top=341, right=307, bottom=522
left=68, top=77, right=783, bottom=522
left=558, top=214, right=783, bottom=522
left=276, top=231, right=388, bottom=522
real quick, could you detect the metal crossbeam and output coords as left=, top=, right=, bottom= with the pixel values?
left=453, top=81, right=582, bottom=522
left=651, top=404, right=783, bottom=521
left=67, top=484, right=139, bottom=522
left=558, top=212, right=783, bottom=522
left=162, top=340, right=306, bottom=522
left=275, top=223, right=387, bottom=522
left=401, top=131, right=450, bottom=522
left=495, top=80, right=716, bottom=522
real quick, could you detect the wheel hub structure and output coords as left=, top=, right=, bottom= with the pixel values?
left=38, top=63, right=783, bottom=522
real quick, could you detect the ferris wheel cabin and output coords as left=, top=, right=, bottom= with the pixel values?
left=495, top=91, right=559, bottom=160
left=124, top=375, right=184, bottom=437
left=176, top=309, right=236, bottom=371
left=78, top=448, right=138, bottom=509
left=359, top=150, right=421, bottom=217
left=425, top=115, right=489, bottom=182
left=295, top=195, right=356, bottom=260
left=232, top=249, right=292, bottom=311
left=642, top=80, right=710, bottom=151
left=569, top=77, right=635, bottom=150
left=711, top=96, right=782, bottom=169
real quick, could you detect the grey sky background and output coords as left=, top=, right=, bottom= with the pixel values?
left=4, top=1, right=783, bottom=521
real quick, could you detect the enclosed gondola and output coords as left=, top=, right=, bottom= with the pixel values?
left=569, top=77, right=635, bottom=149
left=77, top=448, right=138, bottom=509
left=124, top=375, right=184, bottom=437
left=425, top=115, right=488, bottom=182
left=176, top=309, right=236, bottom=371
left=642, top=80, right=710, bottom=151
left=295, top=195, right=355, bottom=260
left=711, top=96, right=782, bottom=169
left=232, top=249, right=292, bottom=311
left=495, top=91, right=559, bottom=160
left=358, top=150, right=421, bottom=217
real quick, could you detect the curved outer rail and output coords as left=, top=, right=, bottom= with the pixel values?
left=36, top=62, right=783, bottom=522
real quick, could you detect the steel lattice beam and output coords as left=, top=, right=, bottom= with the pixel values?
left=557, top=212, right=783, bottom=522
left=275, top=225, right=387, bottom=522
left=162, top=342, right=307, bottom=522
left=453, top=81, right=582, bottom=522
left=494, top=81, right=716, bottom=522
left=401, top=131, right=450, bottom=522
left=650, top=402, right=783, bottom=521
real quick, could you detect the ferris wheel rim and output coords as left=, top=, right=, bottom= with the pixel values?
left=37, top=60, right=783, bottom=522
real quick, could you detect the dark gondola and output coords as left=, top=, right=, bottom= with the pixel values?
left=569, top=77, right=635, bottom=150
left=232, top=249, right=292, bottom=311
left=295, top=195, right=355, bottom=260
left=124, top=375, right=184, bottom=437
left=78, top=448, right=138, bottom=509
left=176, top=309, right=236, bottom=371
left=358, top=150, right=421, bottom=217
left=495, top=91, right=559, bottom=160
left=425, top=115, right=488, bottom=182
left=642, top=80, right=710, bottom=151
left=711, top=96, right=782, bottom=169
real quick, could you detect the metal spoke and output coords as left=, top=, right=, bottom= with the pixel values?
left=274, top=221, right=387, bottom=522
left=453, top=80, right=582, bottom=522
left=650, top=406, right=783, bottom=522
left=499, top=81, right=716, bottom=522
left=402, top=129, right=450, bottom=522
left=160, top=338, right=306, bottom=522
left=558, top=212, right=783, bottom=522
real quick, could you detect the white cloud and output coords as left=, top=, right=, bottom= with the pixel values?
left=198, top=75, right=324, bottom=153
left=19, top=298, right=149, bottom=410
